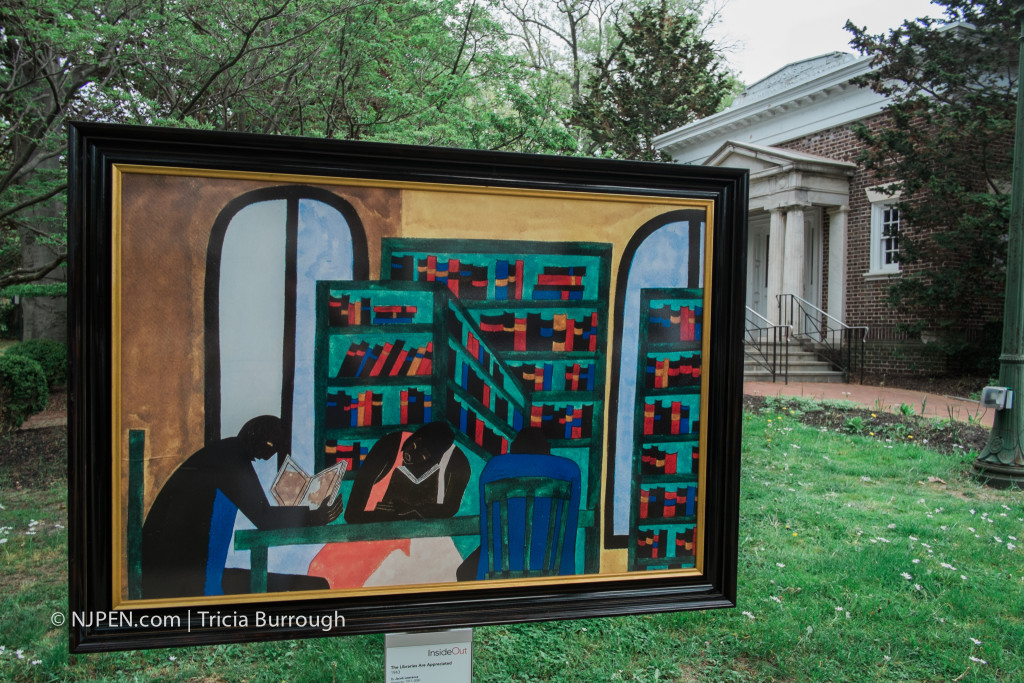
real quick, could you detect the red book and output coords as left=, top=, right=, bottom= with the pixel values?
left=571, top=363, right=581, bottom=391
left=420, top=342, right=433, bottom=375
left=639, top=489, right=649, bottom=519
left=666, top=450, right=677, bottom=475
left=514, top=317, right=527, bottom=351
left=534, top=365, right=544, bottom=391
left=482, top=385, right=491, bottom=409
left=347, top=302, right=357, bottom=325
left=537, top=274, right=582, bottom=286
left=389, top=347, right=410, bottom=376
left=564, top=317, right=575, bottom=351
left=400, top=389, right=409, bottom=423
left=426, top=255, right=437, bottom=281
left=671, top=401, right=681, bottom=435
left=369, top=342, right=393, bottom=376
left=643, top=403, right=654, bottom=435
left=531, top=405, right=543, bottom=427
left=448, top=258, right=460, bottom=296
left=589, top=313, right=598, bottom=351
left=514, top=260, right=524, bottom=299
left=475, top=419, right=485, bottom=446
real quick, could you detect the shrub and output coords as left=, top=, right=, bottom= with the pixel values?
left=0, top=354, right=48, bottom=432
left=5, top=339, right=66, bottom=389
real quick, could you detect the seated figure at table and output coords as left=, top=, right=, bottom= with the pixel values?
left=141, top=415, right=344, bottom=599
left=344, top=422, right=471, bottom=523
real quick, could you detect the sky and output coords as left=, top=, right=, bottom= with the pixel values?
left=705, top=0, right=943, bottom=85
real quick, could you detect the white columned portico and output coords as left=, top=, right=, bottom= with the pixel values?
left=827, top=206, right=848, bottom=325
left=703, top=141, right=856, bottom=327
left=767, top=209, right=786, bottom=320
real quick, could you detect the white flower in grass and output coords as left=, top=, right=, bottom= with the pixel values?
left=861, top=476, right=871, bottom=482
left=969, top=527, right=976, bottom=533
left=1008, top=543, right=1017, bottom=551
left=742, top=611, right=756, bottom=620
left=995, top=537, right=1003, bottom=544
left=1003, top=505, right=1012, bottom=511
left=770, top=596, right=782, bottom=604
left=15, top=649, right=23, bottom=659
left=31, top=660, right=41, bottom=666
left=835, top=606, right=844, bottom=611
left=1011, top=536, right=1018, bottom=541
left=169, top=655, right=177, bottom=661
left=0, top=538, right=7, bottom=544
left=970, top=509, right=976, bottom=515
left=909, top=535, right=919, bottom=541
left=940, top=563, right=957, bottom=570
left=970, top=656, right=987, bottom=665
left=888, top=523, right=897, bottom=529
left=777, top=563, right=786, bottom=568
left=970, top=637, right=983, bottom=645
left=901, top=572, right=913, bottom=580
left=961, top=575, right=968, bottom=581
left=912, top=559, right=921, bottom=564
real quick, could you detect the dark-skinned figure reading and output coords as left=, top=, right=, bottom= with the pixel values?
left=344, top=422, right=470, bottom=523
left=141, top=415, right=344, bottom=599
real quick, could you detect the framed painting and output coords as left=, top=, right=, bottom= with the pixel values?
left=67, top=122, right=747, bottom=651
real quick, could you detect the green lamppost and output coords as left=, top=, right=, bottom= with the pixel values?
left=973, top=3, right=1024, bottom=489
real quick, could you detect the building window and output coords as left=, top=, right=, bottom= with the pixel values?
left=869, top=201, right=901, bottom=275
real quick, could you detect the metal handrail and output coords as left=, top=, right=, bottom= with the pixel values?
left=744, top=306, right=792, bottom=384
left=777, top=293, right=869, bottom=383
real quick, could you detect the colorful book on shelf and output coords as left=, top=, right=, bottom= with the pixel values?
left=532, top=266, right=586, bottom=300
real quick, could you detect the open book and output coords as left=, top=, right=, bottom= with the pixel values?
left=271, top=455, right=347, bottom=509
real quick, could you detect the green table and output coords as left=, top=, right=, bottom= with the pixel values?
left=234, top=512, right=595, bottom=592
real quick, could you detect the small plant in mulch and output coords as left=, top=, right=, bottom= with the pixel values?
left=746, top=394, right=990, bottom=456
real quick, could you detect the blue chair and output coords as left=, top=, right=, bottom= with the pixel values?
left=476, top=453, right=581, bottom=580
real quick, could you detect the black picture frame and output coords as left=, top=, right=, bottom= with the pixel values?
left=68, top=122, right=747, bottom=652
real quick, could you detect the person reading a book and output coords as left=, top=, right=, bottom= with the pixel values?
left=141, top=415, right=345, bottom=599
left=344, top=422, right=470, bottom=523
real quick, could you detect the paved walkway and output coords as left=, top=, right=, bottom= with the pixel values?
left=744, top=380, right=993, bottom=428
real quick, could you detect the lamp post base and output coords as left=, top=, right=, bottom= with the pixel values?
left=972, top=459, right=1024, bottom=490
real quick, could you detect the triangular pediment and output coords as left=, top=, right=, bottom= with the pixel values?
left=705, top=141, right=856, bottom=177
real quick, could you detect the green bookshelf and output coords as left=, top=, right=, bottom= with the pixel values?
left=381, top=238, right=612, bottom=572
left=629, top=288, right=705, bottom=571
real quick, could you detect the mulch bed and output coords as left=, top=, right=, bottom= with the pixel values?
left=745, top=395, right=990, bottom=456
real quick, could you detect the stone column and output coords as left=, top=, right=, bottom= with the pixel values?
left=767, top=209, right=786, bottom=323
left=826, top=206, right=848, bottom=325
left=781, top=205, right=806, bottom=329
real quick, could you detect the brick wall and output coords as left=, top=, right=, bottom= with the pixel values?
left=774, top=114, right=998, bottom=375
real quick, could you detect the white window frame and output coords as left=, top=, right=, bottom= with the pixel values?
left=865, top=188, right=902, bottom=277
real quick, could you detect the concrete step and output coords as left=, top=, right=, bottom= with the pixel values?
left=744, top=369, right=846, bottom=383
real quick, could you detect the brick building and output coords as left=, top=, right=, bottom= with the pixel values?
left=655, top=52, right=976, bottom=377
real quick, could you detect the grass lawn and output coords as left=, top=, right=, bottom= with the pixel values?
left=1, top=403, right=1021, bottom=681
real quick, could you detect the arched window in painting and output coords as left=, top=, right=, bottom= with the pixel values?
left=204, top=187, right=368, bottom=475
left=606, top=209, right=706, bottom=544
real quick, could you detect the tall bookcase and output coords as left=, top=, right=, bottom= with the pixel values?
left=381, top=239, right=611, bottom=572
left=313, top=281, right=529, bottom=478
left=628, top=288, right=704, bottom=571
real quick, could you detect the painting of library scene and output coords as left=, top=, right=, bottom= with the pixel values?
left=122, top=177, right=709, bottom=602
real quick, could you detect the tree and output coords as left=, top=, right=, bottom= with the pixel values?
left=0, top=0, right=578, bottom=339
left=846, top=0, right=1018, bottom=371
left=572, top=0, right=731, bottom=160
